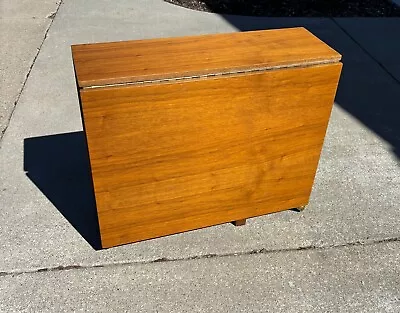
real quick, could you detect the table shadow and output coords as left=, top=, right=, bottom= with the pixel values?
left=24, top=131, right=102, bottom=250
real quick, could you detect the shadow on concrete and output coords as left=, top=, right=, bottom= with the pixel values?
left=190, top=0, right=400, bottom=17
left=24, top=131, right=102, bottom=250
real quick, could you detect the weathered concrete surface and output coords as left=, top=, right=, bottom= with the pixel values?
left=0, top=0, right=61, bottom=139
left=1, top=241, right=399, bottom=312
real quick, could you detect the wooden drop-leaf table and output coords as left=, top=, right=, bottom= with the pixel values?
left=71, top=27, right=342, bottom=248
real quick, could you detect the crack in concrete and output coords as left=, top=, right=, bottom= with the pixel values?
left=331, top=17, right=400, bottom=86
left=1, top=236, right=399, bottom=278
left=0, top=1, right=64, bottom=145
left=46, top=12, right=57, bottom=20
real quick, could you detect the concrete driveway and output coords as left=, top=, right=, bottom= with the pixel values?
left=0, top=1, right=399, bottom=312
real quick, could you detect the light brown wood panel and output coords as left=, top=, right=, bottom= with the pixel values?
left=72, top=27, right=341, bottom=88
left=79, top=63, right=342, bottom=248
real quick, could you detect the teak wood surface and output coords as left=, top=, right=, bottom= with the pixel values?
left=72, top=28, right=342, bottom=248
left=72, top=27, right=341, bottom=88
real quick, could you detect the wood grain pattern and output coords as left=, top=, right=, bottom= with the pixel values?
left=79, top=63, right=342, bottom=248
left=72, top=27, right=341, bottom=88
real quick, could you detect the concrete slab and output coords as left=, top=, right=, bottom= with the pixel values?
left=0, top=0, right=61, bottom=139
left=0, top=0, right=399, bottom=278
left=330, top=18, right=400, bottom=158
left=334, top=18, right=400, bottom=82
left=1, top=0, right=60, bottom=18
left=1, top=241, right=399, bottom=312
left=1, top=19, right=46, bottom=138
